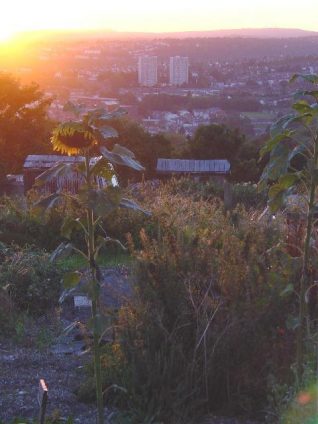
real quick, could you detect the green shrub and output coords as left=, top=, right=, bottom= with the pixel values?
left=0, top=245, right=62, bottom=315
left=94, top=190, right=297, bottom=422
left=232, top=182, right=267, bottom=209
left=158, top=177, right=224, bottom=201
left=138, top=178, right=267, bottom=210
left=0, top=196, right=64, bottom=250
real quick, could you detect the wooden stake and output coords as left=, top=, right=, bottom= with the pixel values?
left=38, top=379, right=48, bottom=424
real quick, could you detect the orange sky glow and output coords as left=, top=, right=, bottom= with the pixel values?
left=0, top=0, right=318, bottom=42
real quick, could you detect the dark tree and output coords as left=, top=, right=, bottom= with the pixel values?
left=188, top=123, right=262, bottom=182
left=189, top=124, right=244, bottom=160
left=0, top=73, right=53, bottom=174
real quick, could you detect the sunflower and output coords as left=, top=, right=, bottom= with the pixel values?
left=51, top=122, right=96, bottom=155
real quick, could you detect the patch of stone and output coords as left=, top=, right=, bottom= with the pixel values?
left=61, top=266, right=133, bottom=324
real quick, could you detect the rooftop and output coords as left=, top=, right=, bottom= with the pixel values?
left=156, top=158, right=230, bottom=174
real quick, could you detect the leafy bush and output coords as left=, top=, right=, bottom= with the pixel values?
left=0, top=196, right=63, bottom=250
left=158, top=177, right=224, bottom=201
left=232, top=182, right=267, bottom=209
left=95, top=190, right=297, bottom=422
left=0, top=245, right=62, bottom=315
left=139, top=178, right=267, bottom=210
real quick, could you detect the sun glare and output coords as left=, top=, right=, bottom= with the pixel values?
left=0, top=0, right=317, bottom=37
left=0, top=28, right=13, bottom=43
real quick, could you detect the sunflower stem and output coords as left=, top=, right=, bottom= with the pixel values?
left=85, top=152, right=104, bottom=424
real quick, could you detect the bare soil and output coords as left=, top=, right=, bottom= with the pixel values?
left=0, top=337, right=262, bottom=423
left=0, top=266, right=262, bottom=423
left=0, top=337, right=105, bottom=423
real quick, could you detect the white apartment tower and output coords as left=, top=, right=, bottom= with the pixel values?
left=138, top=56, right=158, bottom=86
left=169, top=56, right=189, bottom=86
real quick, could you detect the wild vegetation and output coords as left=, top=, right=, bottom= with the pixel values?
left=0, top=178, right=315, bottom=423
left=3, top=74, right=318, bottom=424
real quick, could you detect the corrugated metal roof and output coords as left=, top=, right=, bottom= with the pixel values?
left=23, top=154, right=112, bottom=193
left=23, top=155, right=84, bottom=169
left=156, top=158, right=230, bottom=174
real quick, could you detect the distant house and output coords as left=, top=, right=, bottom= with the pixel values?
left=156, top=158, right=230, bottom=182
left=23, top=155, right=108, bottom=193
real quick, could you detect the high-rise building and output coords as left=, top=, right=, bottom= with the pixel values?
left=169, top=56, right=189, bottom=86
left=138, top=56, right=158, bottom=86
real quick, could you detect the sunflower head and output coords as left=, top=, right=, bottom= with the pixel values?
left=51, top=122, right=96, bottom=155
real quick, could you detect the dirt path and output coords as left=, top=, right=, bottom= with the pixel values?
left=0, top=341, right=262, bottom=423
left=0, top=341, right=105, bottom=423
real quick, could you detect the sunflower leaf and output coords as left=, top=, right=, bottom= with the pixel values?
left=35, top=162, right=73, bottom=186
left=120, top=198, right=151, bottom=216
left=100, top=146, right=144, bottom=171
left=50, top=242, right=74, bottom=262
left=79, top=186, right=121, bottom=216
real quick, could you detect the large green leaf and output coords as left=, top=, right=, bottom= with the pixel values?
left=292, top=100, right=311, bottom=114
left=294, top=90, right=318, bottom=102
left=61, top=216, right=82, bottom=239
left=79, top=186, right=121, bottom=216
left=278, top=173, right=300, bottom=189
left=112, top=144, right=135, bottom=158
left=270, top=114, right=295, bottom=138
left=120, top=198, right=151, bottom=216
left=267, top=174, right=300, bottom=212
left=270, top=113, right=313, bottom=139
left=63, top=271, right=82, bottom=289
left=33, top=192, right=61, bottom=213
left=97, top=126, right=118, bottom=139
left=280, top=283, right=294, bottom=297
left=260, top=130, right=294, bottom=159
left=268, top=184, right=290, bottom=212
left=261, top=143, right=290, bottom=182
left=290, top=73, right=318, bottom=85
left=35, top=162, right=73, bottom=186
left=50, top=242, right=74, bottom=262
left=90, top=157, right=114, bottom=181
left=288, top=145, right=307, bottom=163
left=310, top=103, right=318, bottom=114
left=100, top=146, right=144, bottom=171
left=94, top=235, right=126, bottom=259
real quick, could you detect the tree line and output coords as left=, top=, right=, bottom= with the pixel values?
left=0, top=73, right=266, bottom=186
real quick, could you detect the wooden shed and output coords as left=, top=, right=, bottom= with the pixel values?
left=156, top=158, right=230, bottom=181
left=23, top=155, right=108, bottom=193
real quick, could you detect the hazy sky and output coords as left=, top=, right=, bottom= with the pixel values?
left=1, top=0, right=318, bottom=39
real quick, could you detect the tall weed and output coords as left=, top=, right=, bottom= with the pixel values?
left=96, top=188, right=296, bottom=421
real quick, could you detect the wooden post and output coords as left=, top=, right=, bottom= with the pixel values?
left=38, top=379, right=48, bottom=424
left=224, top=180, right=233, bottom=211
